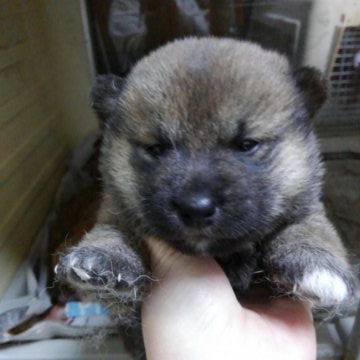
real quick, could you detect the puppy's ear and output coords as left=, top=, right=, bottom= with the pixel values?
left=90, top=74, right=123, bottom=130
left=293, top=67, right=327, bottom=118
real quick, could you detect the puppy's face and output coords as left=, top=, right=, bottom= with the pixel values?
left=93, top=39, right=326, bottom=257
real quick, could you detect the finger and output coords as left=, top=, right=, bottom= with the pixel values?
left=144, top=237, right=239, bottom=306
left=238, top=293, right=316, bottom=360
left=142, top=238, right=244, bottom=359
left=145, top=237, right=190, bottom=278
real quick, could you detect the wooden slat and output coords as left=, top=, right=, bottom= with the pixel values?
left=0, top=164, right=66, bottom=295
left=0, top=0, right=25, bottom=18
left=0, top=84, right=41, bottom=129
left=0, top=131, right=65, bottom=213
left=0, top=101, right=51, bottom=156
left=0, top=113, right=58, bottom=184
left=0, top=42, right=29, bottom=70
left=0, top=141, right=68, bottom=246
left=0, top=81, right=50, bottom=128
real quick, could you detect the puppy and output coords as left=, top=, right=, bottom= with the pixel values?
left=57, top=38, right=355, bottom=359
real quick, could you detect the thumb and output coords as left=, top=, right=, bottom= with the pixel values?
left=144, top=237, right=238, bottom=305
left=142, top=238, right=243, bottom=360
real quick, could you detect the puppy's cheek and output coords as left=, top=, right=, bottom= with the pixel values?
left=271, top=138, right=310, bottom=197
left=107, top=141, right=141, bottom=203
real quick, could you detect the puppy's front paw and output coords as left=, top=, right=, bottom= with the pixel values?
left=269, top=251, right=355, bottom=307
left=56, top=246, right=148, bottom=298
left=292, top=269, right=353, bottom=306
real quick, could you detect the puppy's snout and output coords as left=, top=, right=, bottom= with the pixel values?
left=172, top=191, right=217, bottom=228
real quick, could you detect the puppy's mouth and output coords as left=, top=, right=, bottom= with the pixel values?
left=182, top=236, right=216, bottom=255
left=141, top=205, right=258, bottom=256
left=167, top=232, right=256, bottom=257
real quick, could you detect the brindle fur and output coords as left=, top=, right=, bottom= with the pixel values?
left=57, top=38, right=355, bottom=359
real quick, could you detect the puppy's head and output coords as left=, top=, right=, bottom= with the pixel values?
left=92, top=38, right=326, bottom=257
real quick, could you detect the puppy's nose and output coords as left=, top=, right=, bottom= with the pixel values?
left=172, top=192, right=217, bottom=227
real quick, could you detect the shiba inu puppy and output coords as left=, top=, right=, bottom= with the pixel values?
left=57, top=38, right=354, bottom=359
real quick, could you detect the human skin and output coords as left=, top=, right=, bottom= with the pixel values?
left=142, top=239, right=316, bottom=360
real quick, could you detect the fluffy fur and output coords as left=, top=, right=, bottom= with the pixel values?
left=57, top=38, right=354, bottom=359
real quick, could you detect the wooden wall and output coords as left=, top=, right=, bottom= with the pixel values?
left=0, top=0, right=97, bottom=295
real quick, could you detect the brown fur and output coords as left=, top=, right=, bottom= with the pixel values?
left=57, top=38, right=354, bottom=359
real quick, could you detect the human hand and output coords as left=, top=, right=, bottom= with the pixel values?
left=142, top=239, right=316, bottom=360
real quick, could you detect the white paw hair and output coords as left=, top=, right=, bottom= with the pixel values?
left=295, top=269, right=349, bottom=306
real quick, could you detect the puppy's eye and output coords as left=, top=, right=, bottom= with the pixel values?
left=143, top=143, right=168, bottom=158
left=236, top=139, right=260, bottom=152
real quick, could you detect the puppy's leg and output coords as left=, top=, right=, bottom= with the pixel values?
left=55, top=224, right=151, bottom=323
left=263, top=208, right=355, bottom=306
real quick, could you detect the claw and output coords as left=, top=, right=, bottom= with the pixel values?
left=72, top=266, right=92, bottom=281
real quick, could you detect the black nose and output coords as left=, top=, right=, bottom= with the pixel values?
left=172, top=192, right=217, bottom=227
